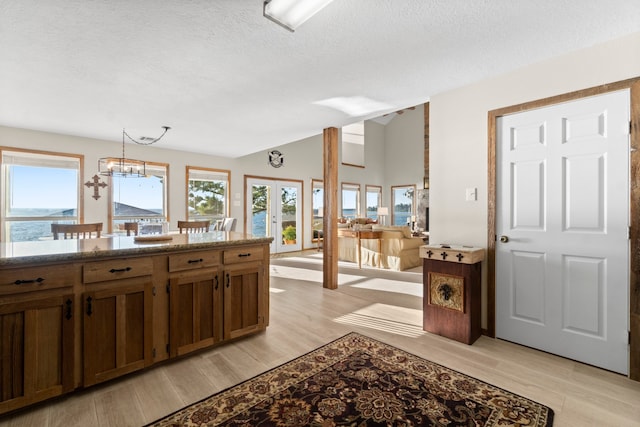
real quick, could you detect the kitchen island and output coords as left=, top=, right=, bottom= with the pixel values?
left=0, top=232, right=272, bottom=415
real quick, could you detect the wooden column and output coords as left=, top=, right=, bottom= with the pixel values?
left=323, top=127, right=339, bottom=289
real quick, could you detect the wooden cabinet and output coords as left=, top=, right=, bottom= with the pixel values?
left=82, top=258, right=153, bottom=387
left=0, top=237, right=270, bottom=414
left=223, top=246, right=266, bottom=340
left=421, top=245, right=484, bottom=345
left=0, top=265, right=76, bottom=413
left=169, top=251, right=223, bottom=357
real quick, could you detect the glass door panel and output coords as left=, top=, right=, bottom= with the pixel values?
left=246, top=178, right=301, bottom=254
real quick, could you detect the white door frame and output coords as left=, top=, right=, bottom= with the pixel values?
left=487, top=77, right=640, bottom=380
left=244, top=176, right=303, bottom=254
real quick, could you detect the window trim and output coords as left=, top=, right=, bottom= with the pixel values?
left=365, top=184, right=382, bottom=222
left=185, top=165, right=231, bottom=224
left=108, top=161, right=169, bottom=233
left=341, top=182, right=361, bottom=219
left=391, top=184, right=416, bottom=226
left=311, top=179, right=323, bottom=242
left=0, top=146, right=84, bottom=242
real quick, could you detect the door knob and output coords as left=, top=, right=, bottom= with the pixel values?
left=500, top=235, right=509, bottom=243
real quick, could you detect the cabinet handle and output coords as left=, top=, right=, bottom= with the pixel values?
left=65, top=299, right=73, bottom=320
left=226, top=273, right=230, bottom=288
left=109, top=267, right=132, bottom=273
left=14, top=277, right=45, bottom=285
left=86, top=296, right=93, bottom=316
left=238, top=253, right=251, bottom=258
left=214, top=274, right=219, bottom=290
left=187, top=258, right=204, bottom=264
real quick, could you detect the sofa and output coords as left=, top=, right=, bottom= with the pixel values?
left=338, top=224, right=425, bottom=271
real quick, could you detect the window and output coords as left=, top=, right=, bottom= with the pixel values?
left=1, top=148, right=82, bottom=242
left=341, top=182, right=360, bottom=219
left=365, top=185, right=381, bottom=222
left=111, top=162, right=168, bottom=233
left=187, top=166, right=230, bottom=227
left=391, top=185, right=415, bottom=226
left=311, top=179, right=323, bottom=241
left=342, top=121, right=365, bottom=167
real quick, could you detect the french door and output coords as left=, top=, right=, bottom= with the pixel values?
left=496, top=90, right=630, bottom=374
left=245, top=177, right=302, bottom=254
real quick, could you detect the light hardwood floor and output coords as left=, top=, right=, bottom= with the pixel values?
left=2, top=253, right=640, bottom=426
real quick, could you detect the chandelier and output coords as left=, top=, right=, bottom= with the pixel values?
left=98, top=126, right=170, bottom=177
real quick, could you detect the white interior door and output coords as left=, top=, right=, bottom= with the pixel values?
left=496, top=90, right=630, bottom=374
left=246, top=178, right=302, bottom=254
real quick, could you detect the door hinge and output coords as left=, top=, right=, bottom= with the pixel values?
left=628, top=227, right=631, bottom=240
left=166, top=343, right=170, bottom=354
left=152, top=348, right=156, bottom=358
left=166, top=283, right=171, bottom=293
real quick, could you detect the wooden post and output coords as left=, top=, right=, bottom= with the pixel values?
left=323, top=127, right=339, bottom=289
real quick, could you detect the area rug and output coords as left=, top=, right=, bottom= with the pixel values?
left=147, top=332, right=554, bottom=426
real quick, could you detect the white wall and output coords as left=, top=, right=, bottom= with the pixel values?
left=429, top=31, right=640, bottom=327
left=0, top=125, right=237, bottom=231
left=384, top=105, right=425, bottom=204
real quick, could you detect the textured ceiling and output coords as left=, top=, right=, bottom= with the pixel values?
left=1, top=0, right=639, bottom=157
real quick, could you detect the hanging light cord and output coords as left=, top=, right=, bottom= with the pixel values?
left=123, top=126, right=171, bottom=146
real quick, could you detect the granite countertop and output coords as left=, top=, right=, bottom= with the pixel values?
left=0, top=232, right=273, bottom=266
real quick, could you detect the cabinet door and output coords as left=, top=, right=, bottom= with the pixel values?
left=223, top=264, right=265, bottom=340
left=0, top=294, right=74, bottom=414
left=83, top=279, right=152, bottom=387
left=169, top=269, right=222, bottom=357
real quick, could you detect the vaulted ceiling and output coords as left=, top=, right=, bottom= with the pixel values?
left=1, top=1, right=639, bottom=157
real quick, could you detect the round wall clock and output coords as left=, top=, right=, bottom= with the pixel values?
left=268, top=150, right=284, bottom=168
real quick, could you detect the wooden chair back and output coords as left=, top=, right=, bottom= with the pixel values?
left=51, top=223, right=103, bottom=240
left=124, top=222, right=139, bottom=236
left=177, top=220, right=210, bottom=234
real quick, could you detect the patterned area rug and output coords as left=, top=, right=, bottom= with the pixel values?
left=147, top=332, right=554, bottom=426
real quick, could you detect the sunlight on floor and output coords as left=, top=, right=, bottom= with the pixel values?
left=334, top=303, right=425, bottom=338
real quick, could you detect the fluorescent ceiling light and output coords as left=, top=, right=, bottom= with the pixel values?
left=264, top=0, right=335, bottom=32
left=314, top=96, right=395, bottom=117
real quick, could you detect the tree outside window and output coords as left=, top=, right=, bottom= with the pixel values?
left=187, top=167, right=230, bottom=227
left=391, top=185, right=415, bottom=226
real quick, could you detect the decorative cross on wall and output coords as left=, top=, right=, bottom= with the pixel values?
left=85, top=175, right=107, bottom=200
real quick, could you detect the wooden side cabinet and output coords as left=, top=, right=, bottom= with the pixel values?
left=82, top=257, right=154, bottom=387
left=0, top=293, right=75, bottom=413
left=169, top=269, right=223, bottom=357
left=223, top=245, right=266, bottom=340
left=421, top=245, right=485, bottom=345
left=223, top=264, right=265, bottom=340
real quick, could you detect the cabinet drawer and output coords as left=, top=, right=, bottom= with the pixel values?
left=0, top=264, right=77, bottom=295
left=169, top=250, right=220, bottom=272
left=223, top=246, right=264, bottom=265
left=83, top=257, right=153, bottom=284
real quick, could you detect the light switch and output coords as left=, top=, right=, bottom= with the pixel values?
left=465, top=187, right=477, bottom=202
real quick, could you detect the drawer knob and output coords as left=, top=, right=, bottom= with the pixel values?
left=238, top=253, right=251, bottom=258
left=109, top=267, right=132, bottom=273
left=14, top=277, right=45, bottom=285
left=187, top=258, right=204, bottom=264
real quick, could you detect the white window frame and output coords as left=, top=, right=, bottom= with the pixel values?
left=341, top=182, right=361, bottom=219
left=110, top=162, right=169, bottom=233
left=186, top=166, right=230, bottom=226
left=1, top=147, right=83, bottom=242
